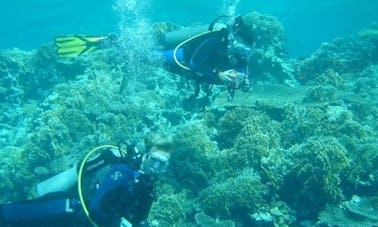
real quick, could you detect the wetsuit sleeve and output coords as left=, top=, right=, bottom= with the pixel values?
left=125, top=175, right=155, bottom=226
left=238, top=54, right=249, bottom=75
left=189, top=37, right=224, bottom=81
left=136, top=185, right=154, bottom=226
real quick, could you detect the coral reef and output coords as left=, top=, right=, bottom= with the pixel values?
left=242, top=12, right=286, bottom=51
left=249, top=201, right=294, bottom=227
left=217, top=107, right=257, bottom=149
left=0, top=10, right=377, bottom=227
left=170, top=122, right=216, bottom=193
left=280, top=136, right=350, bottom=220
left=148, top=192, right=190, bottom=226
left=198, top=169, right=267, bottom=220
left=318, top=195, right=378, bottom=226
left=194, top=212, right=235, bottom=227
left=304, top=85, right=337, bottom=102
left=242, top=12, right=295, bottom=83
left=295, top=31, right=378, bottom=83
left=232, top=115, right=280, bottom=170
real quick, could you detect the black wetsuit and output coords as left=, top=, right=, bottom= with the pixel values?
left=166, top=28, right=248, bottom=85
left=0, top=148, right=155, bottom=227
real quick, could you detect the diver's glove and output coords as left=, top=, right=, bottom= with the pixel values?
left=120, top=217, right=132, bottom=227
left=218, top=69, right=246, bottom=86
left=218, top=69, right=237, bottom=83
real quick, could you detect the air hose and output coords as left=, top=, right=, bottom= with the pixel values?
left=77, top=144, right=119, bottom=227
left=172, top=31, right=213, bottom=71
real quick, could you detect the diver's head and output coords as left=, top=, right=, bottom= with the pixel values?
left=232, top=16, right=254, bottom=45
left=140, top=148, right=170, bottom=175
left=228, top=16, right=254, bottom=56
left=140, top=133, right=173, bottom=175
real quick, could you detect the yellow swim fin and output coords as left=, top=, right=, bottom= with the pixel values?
left=55, top=35, right=109, bottom=58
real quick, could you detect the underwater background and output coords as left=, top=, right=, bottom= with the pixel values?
left=0, top=0, right=378, bottom=226
left=1, top=0, right=378, bottom=57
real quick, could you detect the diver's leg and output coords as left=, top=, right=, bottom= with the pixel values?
left=204, top=84, right=213, bottom=97
left=227, top=85, right=235, bottom=101
left=0, top=197, right=79, bottom=226
left=189, top=82, right=200, bottom=99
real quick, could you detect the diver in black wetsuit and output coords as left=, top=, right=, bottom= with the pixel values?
left=0, top=135, right=173, bottom=227
left=53, top=16, right=254, bottom=100
left=162, top=16, right=254, bottom=100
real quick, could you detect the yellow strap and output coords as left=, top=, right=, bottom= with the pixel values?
left=173, top=31, right=213, bottom=71
left=77, top=144, right=119, bottom=227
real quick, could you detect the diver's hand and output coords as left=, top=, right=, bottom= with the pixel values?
left=218, top=69, right=237, bottom=83
left=219, top=69, right=247, bottom=86
left=120, top=217, right=132, bottom=227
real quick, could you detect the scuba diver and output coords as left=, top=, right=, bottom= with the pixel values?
left=54, top=15, right=254, bottom=100
left=160, top=15, right=254, bottom=100
left=0, top=134, right=173, bottom=227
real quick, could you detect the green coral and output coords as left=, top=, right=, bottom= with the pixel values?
left=0, top=146, right=35, bottom=201
left=218, top=108, right=256, bottom=148
left=279, top=136, right=351, bottom=222
left=259, top=148, right=291, bottom=191
left=211, top=109, right=281, bottom=183
left=170, top=122, right=215, bottom=192
left=305, top=85, right=337, bottom=102
left=20, top=105, right=96, bottom=169
left=218, top=108, right=280, bottom=149
left=206, top=148, right=248, bottom=181
left=174, top=122, right=216, bottom=154
left=295, top=34, right=375, bottom=83
left=198, top=169, right=267, bottom=219
left=242, top=12, right=294, bottom=82
left=281, top=104, right=340, bottom=146
left=318, top=195, right=378, bottom=226
left=281, top=136, right=350, bottom=218
left=242, top=12, right=286, bottom=50
left=148, top=192, right=190, bottom=226
left=233, top=119, right=280, bottom=170
left=269, top=201, right=295, bottom=227
left=54, top=108, right=95, bottom=142
left=194, top=212, right=235, bottom=227
left=342, top=136, right=378, bottom=191
left=249, top=201, right=294, bottom=227
left=311, top=69, right=345, bottom=90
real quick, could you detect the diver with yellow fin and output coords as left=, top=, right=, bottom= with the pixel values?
left=54, top=16, right=254, bottom=100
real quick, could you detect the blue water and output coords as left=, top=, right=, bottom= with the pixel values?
left=0, top=0, right=377, bottom=57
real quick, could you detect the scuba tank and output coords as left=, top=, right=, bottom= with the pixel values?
left=163, top=22, right=227, bottom=49
left=36, top=165, right=78, bottom=197
left=36, top=146, right=126, bottom=197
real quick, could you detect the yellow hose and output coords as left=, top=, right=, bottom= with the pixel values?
left=173, top=31, right=213, bottom=71
left=77, top=144, right=119, bottom=227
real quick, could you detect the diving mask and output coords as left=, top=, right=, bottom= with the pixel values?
left=140, top=150, right=170, bottom=174
left=228, top=34, right=252, bottom=56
